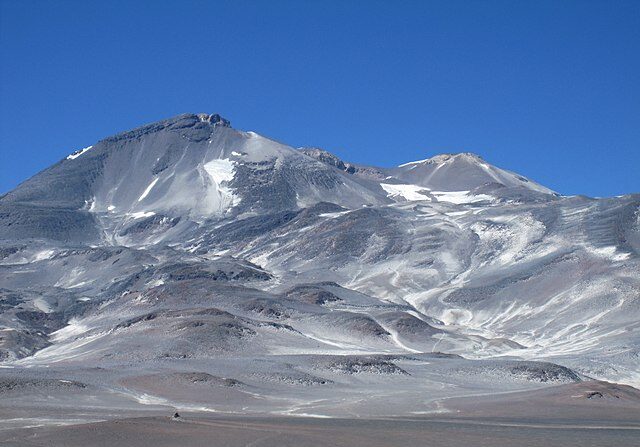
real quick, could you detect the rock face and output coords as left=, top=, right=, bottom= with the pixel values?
left=0, top=113, right=638, bottom=418
left=299, top=148, right=351, bottom=172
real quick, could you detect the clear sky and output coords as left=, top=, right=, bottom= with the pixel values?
left=1, top=0, right=638, bottom=197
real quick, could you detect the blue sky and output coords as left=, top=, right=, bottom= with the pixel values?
left=1, top=0, right=638, bottom=197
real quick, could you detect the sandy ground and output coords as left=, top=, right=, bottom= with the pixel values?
left=2, top=414, right=639, bottom=447
left=1, top=381, right=639, bottom=447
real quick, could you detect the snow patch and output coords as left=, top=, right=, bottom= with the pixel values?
left=33, top=298, right=53, bottom=313
left=138, top=178, right=159, bottom=202
left=431, top=190, right=493, bottom=204
left=129, top=211, right=156, bottom=220
left=147, top=278, right=165, bottom=287
left=203, top=159, right=235, bottom=185
left=381, top=183, right=430, bottom=201
left=319, top=210, right=351, bottom=219
left=381, top=183, right=492, bottom=204
left=33, top=250, right=55, bottom=262
left=50, top=318, right=90, bottom=342
left=589, top=245, right=632, bottom=262
left=398, top=158, right=430, bottom=168
left=201, top=158, right=239, bottom=214
left=67, top=146, right=93, bottom=160
left=441, top=308, right=473, bottom=325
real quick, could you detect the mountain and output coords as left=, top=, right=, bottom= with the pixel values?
left=0, top=113, right=638, bottom=422
left=392, top=152, right=555, bottom=193
left=0, top=114, right=385, bottom=243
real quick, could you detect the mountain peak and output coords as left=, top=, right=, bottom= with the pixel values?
left=392, top=151, right=554, bottom=194
left=195, top=113, right=231, bottom=127
left=100, top=113, right=231, bottom=144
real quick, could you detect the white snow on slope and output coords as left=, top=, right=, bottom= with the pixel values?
left=203, top=159, right=235, bottom=185
left=588, top=245, right=632, bottom=262
left=381, top=183, right=493, bottom=204
left=398, top=158, right=430, bottom=168
left=202, top=158, right=239, bottom=213
left=138, top=178, right=159, bottom=202
left=129, top=211, right=156, bottom=220
left=33, top=298, right=53, bottom=314
left=381, top=183, right=430, bottom=201
left=67, top=146, right=93, bottom=160
left=50, top=318, right=90, bottom=342
left=33, top=250, right=55, bottom=262
left=319, top=210, right=352, bottom=219
left=431, top=190, right=493, bottom=204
